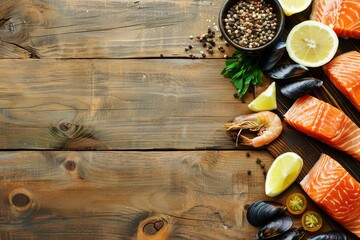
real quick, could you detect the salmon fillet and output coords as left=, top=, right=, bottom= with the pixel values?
left=300, top=154, right=360, bottom=237
left=323, top=51, right=360, bottom=111
left=310, top=0, right=360, bottom=38
left=284, top=95, right=360, bottom=161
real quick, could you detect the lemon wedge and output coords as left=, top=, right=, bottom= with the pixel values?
left=265, top=152, right=303, bottom=197
left=286, top=20, right=339, bottom=68
left=278, top=0, right=312, bottom=16
left=248, top=82, right=277, bottom=112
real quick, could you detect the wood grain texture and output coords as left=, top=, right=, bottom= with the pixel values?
left=0, top=1, right=360, bottom=239
left=0, top=150, right=345, bottom=240
left=0, top=58, right=257, bottom=150
left=0, top=0, right=230, bottom=59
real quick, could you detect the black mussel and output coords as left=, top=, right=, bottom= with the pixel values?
left=280, top=78, right=323, bottom=99
left=256, top=215, right=293, bottom=240
left=307, top=231, right=347, bottom=240
left=267, top=64, right=309, bottom=80
left=276, top=228, right=306, bottom=240
left=260, top=42, right=287, bottom=72
left=246, top=200, right=287, bottom=227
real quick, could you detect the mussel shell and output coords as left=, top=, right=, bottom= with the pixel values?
left=280, top=78, right=323, bottom=99
left=276, top=228, right=306, bottom=240
left=267, top=64, right=309, bottom=80
left=256, top=215, right=293, bottom=240
left=260, top=42, right=287, bottom=72
left=246, top=200, right=287, bottom=227
left=307, top=231, right=347, bottom=240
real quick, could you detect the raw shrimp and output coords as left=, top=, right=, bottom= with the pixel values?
left=225, top=111, right=283, bottom=147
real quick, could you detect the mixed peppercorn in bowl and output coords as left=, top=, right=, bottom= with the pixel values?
left=219, top=0, right=285, bottom=54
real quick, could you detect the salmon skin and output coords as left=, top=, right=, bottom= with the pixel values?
left=323, top=51, right=360, bottom=111
left=284, top=95, right=360, bottom=161
left=310, top=0, right=360, bottom=38
left=300, top=154, right=360, bottom=237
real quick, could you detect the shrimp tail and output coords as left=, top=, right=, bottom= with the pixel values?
left=237, top=134, right=252, bottom=146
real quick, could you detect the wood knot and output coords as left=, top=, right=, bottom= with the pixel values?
left=65, top=160, right=76, bottom=171
left=55, top=121, right=82, bottom=137
left=59, top=122, right=74, bottom=132
left=136, top=215, right=172, bottom=240
left=143, top=220, right=164, bottom=235
left=9, top=188, right=36, bottom=212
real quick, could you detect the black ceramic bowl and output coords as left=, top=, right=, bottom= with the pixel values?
left=219, top=0, right=285, bottom=55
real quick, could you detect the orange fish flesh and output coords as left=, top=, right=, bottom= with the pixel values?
left=310, top=0, right=360, bottom=38
left=323, top=51, right=360, bottom=111
left=284, top=95, right=360, bottom=161
left=300, top=154, right=360, bottom=237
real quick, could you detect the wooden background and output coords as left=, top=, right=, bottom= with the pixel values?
left=0, top=0, right=359, bottom=239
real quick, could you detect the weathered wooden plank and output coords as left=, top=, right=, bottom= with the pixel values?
left=1, top=1, right=359, bottom=59
left=0, top=0, right=229, bottom=59
left=0, top=58, right=256, bottom=150
left=0, top=150, right=348, bottom=240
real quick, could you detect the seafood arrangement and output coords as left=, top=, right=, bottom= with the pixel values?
left=284, top=95, right=360, bottom=161
left=300, top=154, right=360, bottom=237
left=323, top=51, right=360, bottom=111
left=222, top=1, right=360, bottom=239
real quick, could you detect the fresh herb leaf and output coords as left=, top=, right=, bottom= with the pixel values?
left=221, top=50, right=263, bottom=98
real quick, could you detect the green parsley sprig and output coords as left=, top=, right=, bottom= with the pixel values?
left=221, top=51, right=263, bottom=98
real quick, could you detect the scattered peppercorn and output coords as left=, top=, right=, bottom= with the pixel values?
left=260, top=162, right=265, bottom=169
left=256, top=158, right=261, bottom=164
left=160, top=54, right=164, bottom=58
left=246, top=152, right=250, bottom=157
left=188, top=45, right=193, bottom=49
left=247, top=170, right=252, bottom=176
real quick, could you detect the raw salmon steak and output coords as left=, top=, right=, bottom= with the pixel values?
left=310, top=0, right=360, bottom=38
left=323, top=51, right=360, bottom=111
left=300, top=154, right=360, bottom=237
left=284, top=95, right=360, bottom=161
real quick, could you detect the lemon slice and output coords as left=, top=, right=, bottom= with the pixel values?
left=286, top=20, right=339, bottom=68
left=265, top=152, right=303, bottom=197
left=278, top=0, right=312, bottom=16
left=248, top=82, right=277, bottom=112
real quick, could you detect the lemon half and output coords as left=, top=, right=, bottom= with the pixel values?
left=286, top=20, right=339, bottom=68
left=265, top=152, right=303, bottom=197
left=248, top=82, right=277, bottom=112
left=279, top=0, right=312, bottom=16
